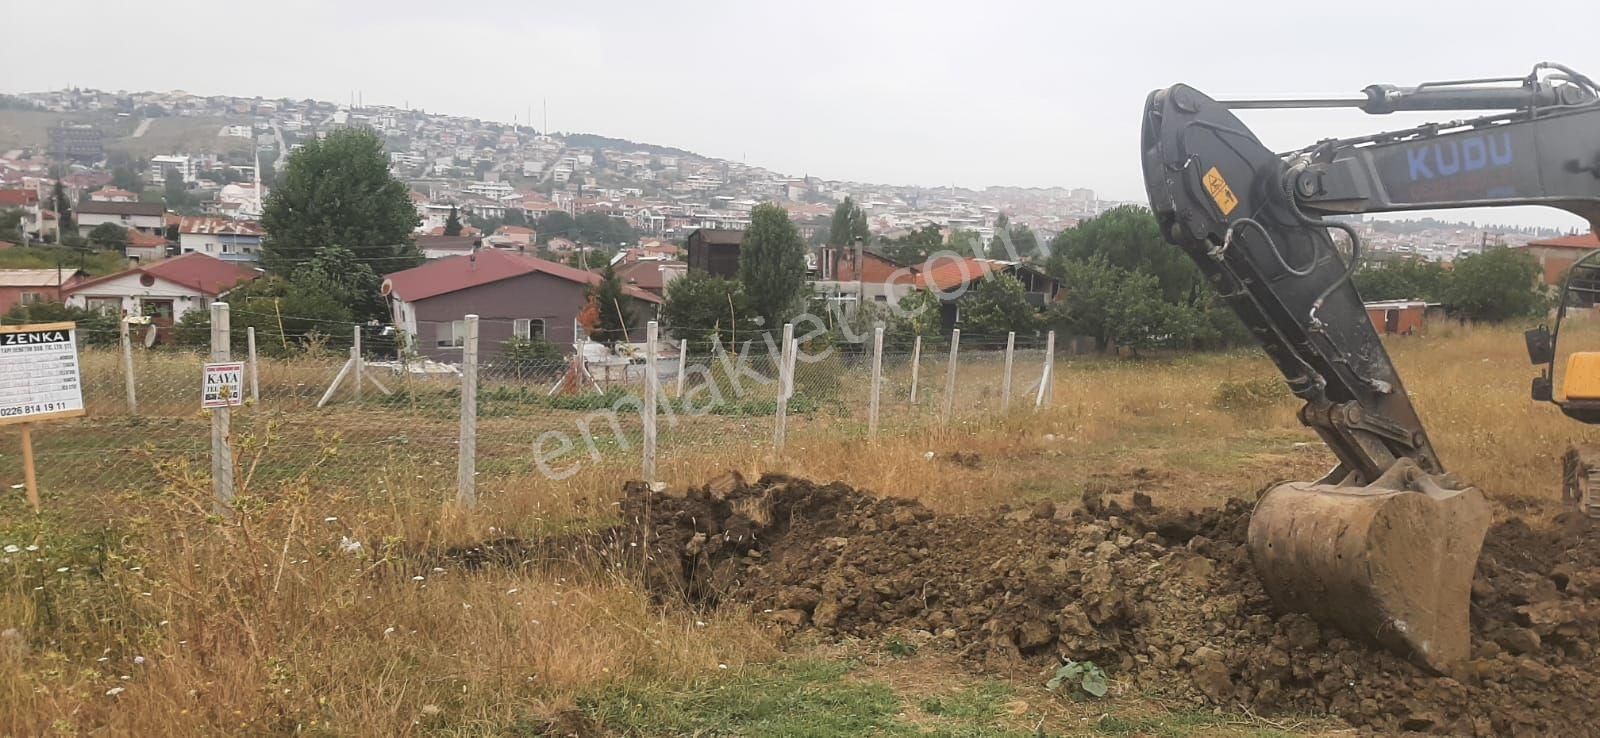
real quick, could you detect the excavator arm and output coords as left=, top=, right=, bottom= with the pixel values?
left=1141, top=63, right=1600, bottom=673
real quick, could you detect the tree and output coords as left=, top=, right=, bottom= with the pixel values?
left=51, top=181, right=73, bottom=236
left=987, top=216, right=1040, bottom=260
left=111, top=166, right=144, bottom=194
left=163, top=168, right=195, bottom=213
left=535, top=211, right=577, bottom=243
left=1354, top=260, right=1452, bottom=302
left=296, top=244, right=387, bottom=321
left=583, top=262, right=636, bottom=346
left=959, top=273, right=1040, bottom=337
left=738, top=203, right=808, bottom=329
left=443, top=205, right=464, bottom=236
left=827, top=196, right=869, bottom=248
left=1049, top=257, right=1198, bottom=352
left=87, top=223, right=128, bottom=252
left=660, top=271, right=750, bottom=342
left=0, top=209, right=25, bottom=243
left=878, top=224, right=945, bottom=265
left=260, top=127, right=422, bottom=276
left=1047, top=205, right=1203, bottom=304
left=1443, top=248, right=1544, bottom=322
left=172, top=275, right=355, bottom=356
left=947, top=230, right=983, bottom=258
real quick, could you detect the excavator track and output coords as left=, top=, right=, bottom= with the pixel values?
left=1562, top=446, right=1600, bottom=518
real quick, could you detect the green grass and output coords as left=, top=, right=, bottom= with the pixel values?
left=107, top=116, right=254, bottom=159
left=578, top=660, right=1034, bottom=737
left=0, top=246, right=127, bottom=276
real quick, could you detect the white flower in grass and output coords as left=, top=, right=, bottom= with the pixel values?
left=2, top=545, right=18, bottom=554
left=105, top=687, right=125, bottom=697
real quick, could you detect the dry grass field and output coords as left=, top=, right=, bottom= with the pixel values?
left=0, top=323, right=1588, bottom=736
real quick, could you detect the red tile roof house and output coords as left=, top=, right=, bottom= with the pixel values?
left=1514, top=233, right=1600, bottom=287
left=382, top=248, right=662, bottom=362
left=64, top=253, right=259, bottom=342
left=0, top=269, right=90, bottom=314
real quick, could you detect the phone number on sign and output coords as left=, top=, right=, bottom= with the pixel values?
left=0, top=401, right=75, bottom=417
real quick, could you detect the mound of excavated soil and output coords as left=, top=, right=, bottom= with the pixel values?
left=619, top=473, right=1600, bottom=736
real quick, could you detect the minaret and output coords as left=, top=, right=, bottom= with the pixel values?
left=251, top=149, right=263, bottom=218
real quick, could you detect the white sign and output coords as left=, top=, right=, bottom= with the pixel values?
left=0, top=322, right=85, bottom=424
left=202, top=362, right=245, bottom=409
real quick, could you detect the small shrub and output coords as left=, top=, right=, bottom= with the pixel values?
left=1212, top=377, right=1287, bottom=411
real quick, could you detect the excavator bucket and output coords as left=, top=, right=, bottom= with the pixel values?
left=1247, top=459, right=1491, bottom=674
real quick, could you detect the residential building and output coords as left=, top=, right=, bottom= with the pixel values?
left=150, top=155, right=197, bottom=184
left=65, top=253, right=259, bottom=340
left=1515, top=234, right=1600, bottom=287
left=76, top=201, right=167, bottom=236
left=416, top=234, right=480, bottom=259
left=124, top=227, right=172, bottom=263
left=613, top=259, right=686, bottom=299
left=176, top=216, right=264, bottom=261
left=90, top=187, right=139, bottom=203
left=48, top=124, right=104, bottom=161
left=0, top=269, right=90, bottom=313
left=494, top=225, right=536, bottom=247
left=685, top=228, right=745, bottom=278
left=382, top=248, right=661, bottom=362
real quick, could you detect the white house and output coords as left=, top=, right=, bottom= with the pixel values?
left=150, top=155, right=197, bottom=184
left=76, top=201, right=166, bottom=236
left=64, top=253, right=259, bottom=334
left=176, top=216, right=263, bottom=262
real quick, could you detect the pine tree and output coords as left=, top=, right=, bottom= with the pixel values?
left=52, top=181, right=73, bottom=235
left=444, top=205, right=463, bottom=236
left=585, top=262, right=635, bottom=346
left=740, top=203, right=808, bottom=329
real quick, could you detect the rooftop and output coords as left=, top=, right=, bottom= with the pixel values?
left=77, top=201, right=166, bottom=217
left=384, top=248, right=661, bottom=304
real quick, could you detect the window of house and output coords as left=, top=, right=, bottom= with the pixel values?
left=438, top=320, right=465, bottom=348
left=86, top=297, right=120, bottom=316
left=19, top=292, right=42, bottom=306
left=514, top=318, right=546, bottom=341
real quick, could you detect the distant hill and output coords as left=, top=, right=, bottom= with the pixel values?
left=559, top=132, right=694, bottom=158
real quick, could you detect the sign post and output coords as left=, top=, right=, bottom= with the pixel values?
left=0, top=321, right=86, bottom=513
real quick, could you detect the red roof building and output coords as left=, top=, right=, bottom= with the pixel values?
left=64, top=254, right=259, bottom=339
left=1516, top=233, right=1600, bottom=286
left=383, top=248, right=659, bottom=361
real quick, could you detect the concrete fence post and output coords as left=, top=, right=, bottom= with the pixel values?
left=352, top=325, right=363, bottom=404
left=119, top=316, right=137, bottom=415
left=675, top=338, right=688, bottom=398
left=210, top=302, right=233, bottom=516
left=773, top=322, right=795, bottom=453
left=1001, top=331, right=1015, bottom=411
left=909, top=335, right=922, bottom=404
left=246, top=326, right=260, bottom=405
left=942, top=328, right=960, bottom=423
left=1035, top=330, right=1056, bottom=409
left=869, top=323, right=883, bottom=438
left=643, top=321, right=659, bottom=483
left=457, top=315, right=479, bottom=507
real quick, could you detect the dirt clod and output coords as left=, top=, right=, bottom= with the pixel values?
left=619, top=474, right=1600, bottom=735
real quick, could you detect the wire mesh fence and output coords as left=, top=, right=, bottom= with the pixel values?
left=5, top=307, right=1067, bottom=510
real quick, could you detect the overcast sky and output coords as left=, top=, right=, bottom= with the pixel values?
left=6, top=0, right=1594, bottom=228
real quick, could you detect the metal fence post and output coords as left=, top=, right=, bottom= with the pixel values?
left=210, top=302, right=233, bottom=516
left=1036, top=330, right=1056, bottom=409
left=909, top=335, right=922, bottom=404
left=1002, top=331, right=1015, bottom=411
left=457, top=314, right=479, bottom=507
left=942, top=328, right=960, bottom=423
left=868, top=323, right=883, bottom=438
left=675, top=338, right=688, bottom=398
left=773, top=322, right=794, bottom=453
left=643, top=321, right=658, bottom=483
left=119, top=316, right=137, bottom=415
left=352, top=325, right=362, bottom=404
left=246, top=326, right=260, bottom=405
